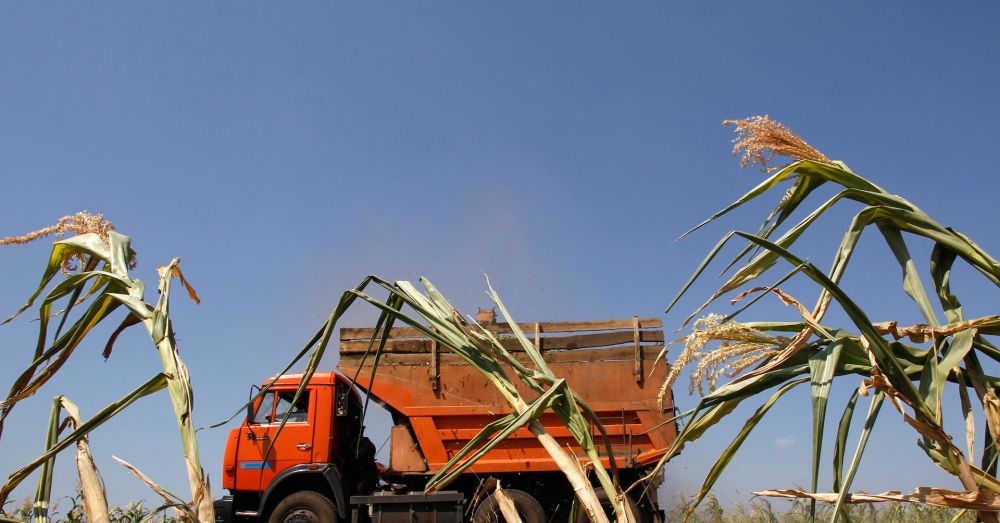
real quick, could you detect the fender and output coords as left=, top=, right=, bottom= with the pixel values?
left=259, top=463, right=348, bottom=519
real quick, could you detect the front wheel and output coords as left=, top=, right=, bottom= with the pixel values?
left=267, top=490, right=337, bottom=523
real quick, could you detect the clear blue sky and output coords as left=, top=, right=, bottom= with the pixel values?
left=2, top=2, right=999, bottom=515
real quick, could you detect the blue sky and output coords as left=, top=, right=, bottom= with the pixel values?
left=1, top=2, right=999, bottom=515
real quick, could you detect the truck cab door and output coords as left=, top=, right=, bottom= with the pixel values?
left=235, top=389, right=316, bottom=492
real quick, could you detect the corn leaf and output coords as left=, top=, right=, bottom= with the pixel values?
left=688, top=378, right=807, bottom=517
left=112, top=456, right=197, bottom=522
left=808, top=342, right=844, bottom=519
left=831, top=391, right=885, bottom=522
left=59, top=397, right=108, bottom=523
left=31, top=397, right=62, bottom=523
left=0, top=373, right=168, bottom=507
left=832, top=390, right=859, bottom=493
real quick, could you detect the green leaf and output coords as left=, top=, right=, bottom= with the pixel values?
left=832, top=390, right=860, bottom=493
left=355, top=294, right=404, bottom=456
left=930, top=245, right=963, bottom=325
left=3, top=234, right=112, bottom=325
left=808, top=341, right=844, bottom=519
left=677, top=160, right=881, bottom=242
left=666, top=231, right=736, bottom=316
left=0, top=373, right=169, bottom=507
left=50, top=256, right=105, bottom=343
left=688, top=378, right=807, bottom=517
left=878, top=224, right=939, bottom=327
left=715, top=189, right=909, bottom=323
left=1, top=294, right=123, bottom=436
left=729, top=231, right=929, bottom=418
left=717, top=171, right=829, bottom=276
left=939, top=330, right=977, bottom=392
left=831, top=392, right=884, bottom=523
left=32, top=397, right=63, bottom=523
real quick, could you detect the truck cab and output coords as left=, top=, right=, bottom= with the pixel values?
left=215, top=372, right=375, bottom=523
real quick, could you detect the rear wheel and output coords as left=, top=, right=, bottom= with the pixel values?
left=267, top=491, right=337, bottom=523
left=473, top=489, right=545, bottom=523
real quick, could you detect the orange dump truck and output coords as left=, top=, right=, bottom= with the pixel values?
left=214, top=314, right=678, bottom=523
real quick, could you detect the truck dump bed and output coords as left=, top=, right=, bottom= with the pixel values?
left=336, top=316, right=678, bottom=476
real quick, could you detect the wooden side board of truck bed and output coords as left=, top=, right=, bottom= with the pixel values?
left=337, top=316, right=679, bottom=476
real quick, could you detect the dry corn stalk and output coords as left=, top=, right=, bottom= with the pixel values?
left=113, top=456, right=198, bottom=522
left=138, top=259, right=212, bottom=522
left=60, top=398, right=109, bottom=523
left=493, top=485, right=524, bottom=523
left=21, top=396, right=109, bottom=523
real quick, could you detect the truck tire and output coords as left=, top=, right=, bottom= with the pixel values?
left=267, top=490, right=337, bottom=523
left=473, top=489, right=545, bottom=523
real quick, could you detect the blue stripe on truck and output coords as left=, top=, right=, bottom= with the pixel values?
left=239, top=461, right=272, bottom=470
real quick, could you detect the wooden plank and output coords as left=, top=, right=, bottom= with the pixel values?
left=339, top=330, right=665, bottom=354
left=430, top=339, right=439, bottom=392
left=437, top=423, right=645, bottom=441
left=510, top=317, right=662, bottom=334
left=340, top=326, right=432, bottom=340
left=390, top=425, right=428, bottom=472
left=340, top=317, right=663, bottom=340
left=341, top=338, right=511, bottom=353
left=340, top=345, right=666, bottom=367
left=633, top=315, right=643, bottom=384
left=544, top=330, right=664, bottom=350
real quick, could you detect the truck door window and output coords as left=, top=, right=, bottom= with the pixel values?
left=274, top=391, right=310, bottom=423
left=252, top=392, right=275, bottom=424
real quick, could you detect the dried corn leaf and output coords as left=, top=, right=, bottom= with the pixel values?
left=494, top=485, right=523, bottom=523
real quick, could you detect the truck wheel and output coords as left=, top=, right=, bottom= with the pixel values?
left=267, top=491, right=337, bottom=523
left=473, top=489, right=545, bottom=523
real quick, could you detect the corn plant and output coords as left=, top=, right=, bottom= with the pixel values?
left=237, top=275, right=634, bottom=523
left=0, top=374, right=170, bottom=523
left=0, top=215, right=212, bottom=522
left=29, top=396, right=108, bottom=523
left=650, top=117, right=1000, bottom=521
